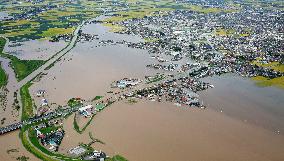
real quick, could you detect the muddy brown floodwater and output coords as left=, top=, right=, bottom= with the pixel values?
left=2, top=21, right=283, bottom=161
left=86, top=100, right=284, bottom=161
left=33, top=23, right=284, bottom=161
left=199, top=74, right=284, bottom=134
left=4, top=39, right=68, bottom=60
left=0, top=131, right=39, bottom=161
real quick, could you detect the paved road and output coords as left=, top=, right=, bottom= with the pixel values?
left=17, top=21, right=85, bottom=88
left=0, top=105, right=80, bottom=135
left=0, top=22, right=84, bottom=127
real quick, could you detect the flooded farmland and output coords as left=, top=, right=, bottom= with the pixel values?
left=30, top=23, right=284, bottom=161
left=1, top=9, right=284, bottom=161
left=4, top=40, right=68, bottom=60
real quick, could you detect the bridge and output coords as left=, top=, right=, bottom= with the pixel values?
left=0, top=105, right=81, bottom=135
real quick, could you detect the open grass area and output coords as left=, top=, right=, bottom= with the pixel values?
left=40, top=125, right=62, bottom=135
left=106, top=155, right=128, bottom=161
left=103, top=7, right=173, bottom=23
left=92, top=95, right=103, bottom=101
left=185, top=4, right=238, bottom=13
left=40, top=27, right=75, bottom=38
left=146, top=74, right=166, bottom=84
left=215, top=28, right=236, bottom=36
left=20, top=130, right=56, bottom=161
left=0, top=63, right=8, bottom=88
left=250, top=60, right=284, bottom=89
left=20, top=82, right=34, bottom=121
left=0, top=1, right=100, bottom=40
left=144, top=38, right=159, bottom=42
left=251, top=61, right=284, bottom=73
left=103, top=23, right=125, bottom=32
left=73, top=114, right=96, bottom=134
left=0, top=37, right=45, bottom=81
left=252, top=76, right=284, bottom=89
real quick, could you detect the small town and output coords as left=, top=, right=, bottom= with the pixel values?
left=0, top=0, right=283, bottom=161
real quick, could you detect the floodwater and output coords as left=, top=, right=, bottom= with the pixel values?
left=30, top=23, right=157, bottom=107
left=88, top=101, right=284, bottom=161
left=32, top=22, right=284, bottom=161
left=0, top=131, right=39, bottom=161
left=4, top=39, right=68, bottom=60
left=2, top=20, right=284, bottom=161
left=199, top=74, right=284, bottom=134
left=0, top=44, right=20, bottom=127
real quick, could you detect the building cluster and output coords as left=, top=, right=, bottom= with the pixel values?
left=111, top=78, right=142, bottom=88
left=35, top=120, right=65, bottom=152
left=115, top=76, right=213, bottom=108
left=113, top=8, right=283, bottom=81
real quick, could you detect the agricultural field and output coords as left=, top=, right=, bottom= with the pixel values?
left=0, top=0, right=243, bottom=41
left=0, top=38, right=45, bottom=81
left=0, top=63, right=8, bottom=88
left=0, top=0, right=100, bottom=41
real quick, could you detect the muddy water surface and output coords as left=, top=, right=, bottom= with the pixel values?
left=0, top=131, right=39, bottom=161
left=87, top=101, right=284, bottom=161
left=199, top=74, right=284, bottom=134
left=4, top=40, right=68, bottom=60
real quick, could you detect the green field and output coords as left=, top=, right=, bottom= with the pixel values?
left=0, top=63, right=8, bottom=88
left=39, top=27, right=75, bottom=38
left=0, top=0, right=100, bottom=40
left=20, top=82, right=34, bottom=121
left=73, top=114, right=96, bottom=134
left=0, top=0, right=241, bottom=40
left=252, top=76, right=284, bottom=89
left=0, top=37, right=45, bottom=81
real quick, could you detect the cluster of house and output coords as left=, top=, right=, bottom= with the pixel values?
left=36, top=90, right=51, bottom=115
left=49, top=34, right=73, bottom=42
left=1, top=1, right=57, bottom=21
left=69, top=145, right=107, bottom=161
left=78, top=103, right=106, bottom=117
left=110, top=7, right=283, bottom=81
left=111, top=78, right=142, bottom=88
left=35, top=120, right=65, bottom=152
left=83, top=150, right=107, bottom=161
left=113, top=76, right=213, bottom=108
left=77, top=30, right=99, bottom=42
